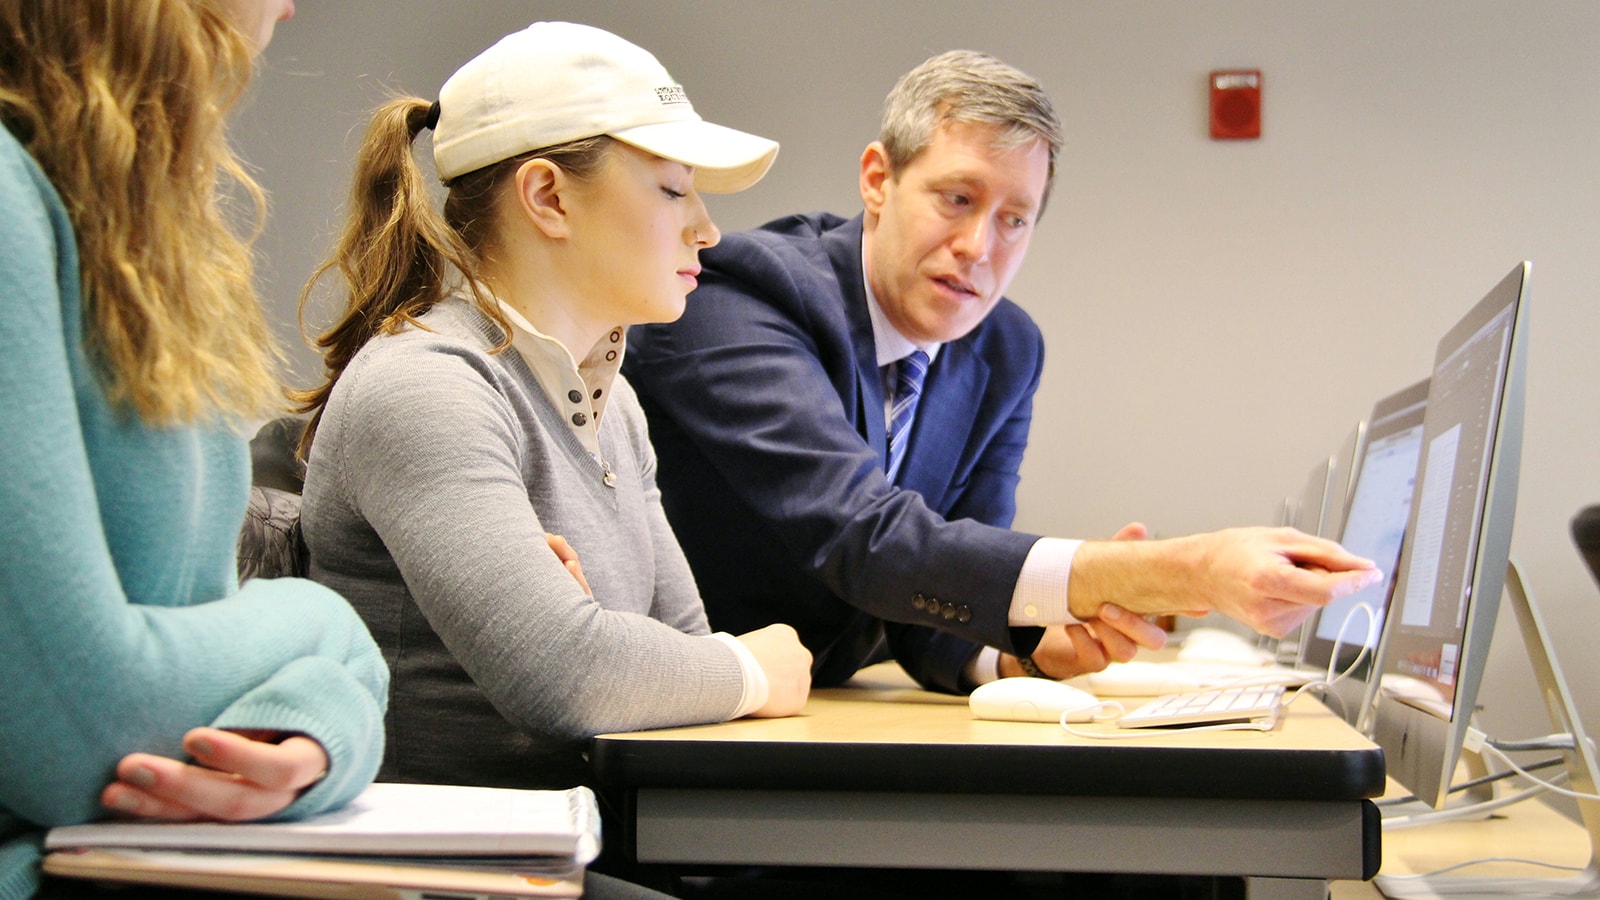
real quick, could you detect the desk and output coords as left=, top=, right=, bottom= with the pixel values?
left=593, top=664, right=1385, bottom=900
left=1331, top=780, right=1596, bottom=898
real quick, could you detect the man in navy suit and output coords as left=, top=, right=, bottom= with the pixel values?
left=624, top=50, right=1380, bottom=692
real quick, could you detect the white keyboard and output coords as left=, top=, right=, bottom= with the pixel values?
left=1116, top=684, right=1286, bottom=729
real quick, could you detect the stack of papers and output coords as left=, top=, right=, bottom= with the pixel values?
left=43, top=782, right=600, bottom=898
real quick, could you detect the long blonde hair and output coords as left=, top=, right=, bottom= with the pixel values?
left=293, top=94, right=611, bottom=455
left=0, top=0, right=282, bottom=424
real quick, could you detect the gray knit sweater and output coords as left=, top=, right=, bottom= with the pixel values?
left=302, top=298, right=744, bottom=790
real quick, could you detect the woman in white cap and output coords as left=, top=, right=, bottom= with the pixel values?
left=295, top=21, right=812, bottom=800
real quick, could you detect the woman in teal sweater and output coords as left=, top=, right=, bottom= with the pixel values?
left=0, top=2, right=387, bottom=897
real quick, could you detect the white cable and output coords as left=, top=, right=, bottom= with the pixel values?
left=1378, top=755, right=1568, bottom=808
left=1401, top=851, right=1587, bottom=871
left=1380, top=855, right=1593, bottom=880
left=1380, top=754, right=1597, bottom=896
left=1281, top=601, right=1379, bottom=702
left=1480, top=740, right=1600, bottom=802
left=1308, top=687, right=1348, bottom=719
left=1492, top=733, right=1580, bottom=752
left=1323, top=600, right=1380, bottom=687
left=1286, top=679, right=1332, bottom=707
left=1079, top=701, right=1125, bottom=722
left=1382, top=778, right=1560, bottom=829
left=1196, top=605, right=1375, bottom=693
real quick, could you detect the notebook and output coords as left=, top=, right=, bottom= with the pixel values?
left=43, top=782, right=598, bottom=899
left=42, top=850, right=584, bottom=899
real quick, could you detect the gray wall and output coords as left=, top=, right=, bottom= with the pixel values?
left=237, top=0, right=1600, bottom=794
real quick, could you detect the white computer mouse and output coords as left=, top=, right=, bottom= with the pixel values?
left=968, top=677, right=1107, bottom=723
left=1081, top=661, right=1205, bottom=697
left=1176, top=627, right=1275, bottom=667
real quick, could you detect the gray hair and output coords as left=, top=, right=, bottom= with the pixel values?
left=879, top=50, right=1063, bottom=211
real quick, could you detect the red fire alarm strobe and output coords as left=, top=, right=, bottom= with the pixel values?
left=1210, top=69, right=1261, bottom=140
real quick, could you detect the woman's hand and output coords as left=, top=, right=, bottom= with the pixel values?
left=101, top=727, right=329, bottom=822
left=546, top=533, right=592, bottom=595
left=736, top=623, right=812, bottom=717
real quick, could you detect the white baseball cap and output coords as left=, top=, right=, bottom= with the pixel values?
left=432, top=21, right=778, bottom=193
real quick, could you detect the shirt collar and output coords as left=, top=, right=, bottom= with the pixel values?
left=469, top=287, right=624, bottom=458
left=861, top=240, right=941, bottom=368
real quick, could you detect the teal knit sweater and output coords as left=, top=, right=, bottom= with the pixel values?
left=0, top=126, right=388, bottom=899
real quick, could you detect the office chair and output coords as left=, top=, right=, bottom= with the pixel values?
left=238, top=416, right=311, bottom=582
left=1574, top=503, right=1600, bottom=590
left=249, top=414, right=308, bottom=494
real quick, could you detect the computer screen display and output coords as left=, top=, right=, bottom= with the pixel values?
left=1302, top=378, right=1428, bottom=680
left=1368, top=262, right=1530, bottom=809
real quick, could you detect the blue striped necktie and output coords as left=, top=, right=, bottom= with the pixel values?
left=885, top=349, right=929, bottom=484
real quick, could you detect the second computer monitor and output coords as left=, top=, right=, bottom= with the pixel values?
left=1303, top=379, right=1430, bottom=666
left=1299, top=378, right=1429, bottom=724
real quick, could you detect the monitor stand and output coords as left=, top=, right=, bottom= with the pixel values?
left=1374, top=560, right=1600, bottom=898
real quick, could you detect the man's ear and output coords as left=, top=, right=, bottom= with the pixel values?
left=513, top=158, right=569, bottom=239
left=859, top=141, right=892, bottom=217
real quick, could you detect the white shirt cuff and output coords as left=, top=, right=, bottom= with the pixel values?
left=1009, top=538, right=1084, bottom=626
left=709, top=632, right=769, bottom=719
left=964, top=646, right=1004, bottom=686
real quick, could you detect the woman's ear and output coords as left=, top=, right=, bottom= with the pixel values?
left=513, top=158, right=569, bottom=239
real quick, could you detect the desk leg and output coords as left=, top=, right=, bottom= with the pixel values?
left=1245, top=876, right=1329, bottom=900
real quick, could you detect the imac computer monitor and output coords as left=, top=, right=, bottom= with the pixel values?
left=1366, top=261, right=1531, bottom=809
left=1319, top=420, right=1368, bottom=543
left=1288, top=418, right=1363, bottom=541
left=1292, top=457, right=1336, bottom=537
left=1298, top=378, right=1428, bottom=724
left=1275, top=456, right=1338, bottom=661
left=1282, top=457, right=1334, bottom=537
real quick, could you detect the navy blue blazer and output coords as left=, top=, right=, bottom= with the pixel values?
left=625, top=212, right=1045, bottom=691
